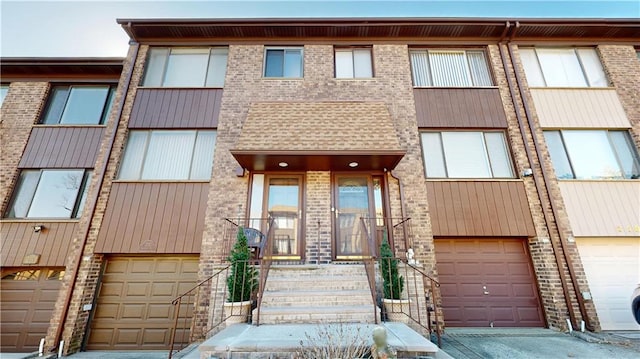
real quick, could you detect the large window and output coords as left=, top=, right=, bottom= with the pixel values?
left=264, top=48, right=303, bottom=78
left=118, top=130, right=216, bottom=180
left=335, top=48, right=373, bottom=78
left=421, top=131, right=514, bottom=178
left=40, top=85, right=115, bottom=125
left=142, top=47, right=228, bottom=87
left=544, top=130, right=640, bottom=179
left=5, top=169, right=92, bottom=219
left=0, top=84, right=8, bottom=106
left=410, top=49, right=493, bottom=87
left=520, top=48, right=608, bottom=88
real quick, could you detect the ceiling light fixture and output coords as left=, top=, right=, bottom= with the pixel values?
left=348, top=162, right=359, bottom=168
left=278, top=162, right=289, bottom=168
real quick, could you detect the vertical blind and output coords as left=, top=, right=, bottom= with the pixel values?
left=519, top=48, right=608, bottom=88
left=410, top=49, right=492, bottom=87
left=142, top=47, right=229, bottom=87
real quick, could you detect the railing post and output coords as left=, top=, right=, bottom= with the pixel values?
left=168, top=297, right=181, bottom=359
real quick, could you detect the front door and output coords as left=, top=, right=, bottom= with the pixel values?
left=264, top=175, right=303, bottom=259
left=334, top=175, right=386, bottom=259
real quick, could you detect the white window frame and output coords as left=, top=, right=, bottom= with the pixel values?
left=519, top=47, right=609, bottom=88
left=334, top=47, right=373, bottom=79
left=263, top=47, right=304, bottom=78
left=141, top=47, right=229, bottom=88
left=410, top=49, right=494, bottom=87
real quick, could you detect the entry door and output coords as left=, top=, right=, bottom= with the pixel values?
left=334, top=175, right=385, bottom=259
left=264, top=175, right=303, bottom=259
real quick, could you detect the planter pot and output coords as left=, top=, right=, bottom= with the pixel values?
left=382, top=298, right=411, bottom=324
left=223, top=300, right=252, bottom=325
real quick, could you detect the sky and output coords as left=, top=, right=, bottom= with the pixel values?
left=1, top=0, right=639, bottom=57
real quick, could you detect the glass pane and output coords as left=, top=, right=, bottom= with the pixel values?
left=544, top=131, right=574, bottom=179
left=163, top=49, right=209, bottom=87
left=28, top=170, right=84, bottom=218
left=268, top=178, right=300, bottom=256
left=6, top=170, right=40, bottom=218
left=337, top=177, right=370, bottom=256
left=519, top=48, right=546, bottom=87
left=74, top=172, right=92, bottom=218
left=537, top=48, right=587, bottom=87
left=441, top=132, right=491, bottom=178
left=429, top=51, right=471, bottom=87
left=562, top=130, right=622, bottom=179
left=421, top=132, right=447, bottom=177
left=410, top=51, right=432, bottom=86
left=283, top=49, right=302, bottom=78
left=484, top=132, right=514, bottom=177
left=142, top=48, right=169, bottom=87
left=189, top=131, right=216, bottom=180
left=142, top=130, right=196, bottom=180
left=41, top=87, right=69, bottom=124
left=265, top=49, right=284, bottom=77
left=609, top=131, right=640, bottom=179
left=118, top=131, right=148, bottom=179
left=353, top=49, right=373, bottom=78
left=205, top=48, right=228, bottom=87
left=467, top=51, right=492, bottom=86
left=2, top=270, right=40, bottom=280
left=577, top=48, right=608, bottom=87
left=335, top=50, right=354, bottom=78
left=101, top=88, right=115, bottom=124
left=46, top=270, right=65, bottom=280
left=60, top=86, right=109, bottom=124
left=249, top=174, right=265, bottom=229
left=0, top=85, right=8, bottom=106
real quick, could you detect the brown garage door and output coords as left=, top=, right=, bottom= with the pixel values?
left=1, top=268, right=64, bottom=352
left=87, top=256, right=198, bottom=350
left=434, top=238, right=544, bottom=327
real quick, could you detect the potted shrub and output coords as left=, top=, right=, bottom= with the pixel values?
left=380, top=233, right=410, bottom=323
left=224, top=227, right=258, bottom=325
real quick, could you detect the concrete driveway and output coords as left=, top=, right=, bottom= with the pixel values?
left=441, top=328, right=640, bottom=359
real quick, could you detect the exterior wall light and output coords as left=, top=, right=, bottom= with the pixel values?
left=522, top=168, right=533, bottom=177
left=33, top=225, right=45, bottom=233
left=278, top=162, right=289, bottom=168
left=348, top=162, right=359, bottom=168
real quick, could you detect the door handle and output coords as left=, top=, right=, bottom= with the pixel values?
left=483, top=285, right=490, bottom=295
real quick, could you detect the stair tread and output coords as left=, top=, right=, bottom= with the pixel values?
left=263, top=289, right=370, bottom=295
left=259, top=305, right=375, bottom=313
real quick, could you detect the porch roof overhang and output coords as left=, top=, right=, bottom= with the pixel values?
left=230, top=102, right=406, bottom=171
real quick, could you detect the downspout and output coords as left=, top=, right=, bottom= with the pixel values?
left=498, top=22, right=579, bottom=330
left=506, top=21, right=593, bottom=331
left=52, top=38, right=140, bottom=351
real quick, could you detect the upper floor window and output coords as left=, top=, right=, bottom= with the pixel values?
left=142, top=47, right=229, bottom=87
left=118, top=130, right=216, bottom=181
left=335, top=47, right=373, bottom=78
left=544, top=130, right=640, bottom=180
left=264, top=47, right=303, bottom=78
left=0, top=84, right=8, bottom=106
left=41, top=85, right=115, bottom=125
left=5, top=169, right=92, bottom=219
left=421, top=131, right=514, bottom=178
left=410, top=49, right=493, bottom=87
left=520, top=48, right=608, bottom=88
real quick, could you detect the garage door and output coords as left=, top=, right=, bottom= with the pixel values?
left=1, top=268, right=64, bottom=352
left=87, top=256, right=199, bottom=350
left=576, top=237, right=640, bottom=331
left=435, top=238, right=545, bottom=327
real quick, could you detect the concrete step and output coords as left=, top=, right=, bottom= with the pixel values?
left=260, top=289, right=372, bottom=307
left=264, top=276, right=370, bottom=291
left=255, top=305, right=379, bottom=324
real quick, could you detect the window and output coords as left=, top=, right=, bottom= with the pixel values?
left=142, top=47, right=228, bottom=87
left=0, top=84, right=8, bottom=106
left=335, top=48, right=373, bottom=78
left=40, top=85, right=115, bottom=125
left=421, top=131, right=514, bottom=178
left=6, top=169, right=92, bottom=219
left=544, top=130, right=640, bottom=179
left=118, top=130, right=216, bottom=180
left=520, top=48, right=608, bottom=87
left=264, top=48, right=303, bottom=78
left=410, top=49, right=493, bottom=87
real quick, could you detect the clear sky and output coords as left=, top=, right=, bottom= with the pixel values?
left=2, top=0, right=639, bottom=57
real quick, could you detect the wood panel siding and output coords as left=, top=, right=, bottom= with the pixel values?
left=128, top=88, right=223, bottom=128
left=413, top=88, right=507, bottom=128
left=95, top=182, right=208, bottom=253
left=558, top=181, right=640, bottom=237
left=426, top=181, right=535, bottom=236
left=18, top=127, right=104, bottom=168
left=0, top=221, right=78, bottom=266
left=530, top=89, right=630, bottom=128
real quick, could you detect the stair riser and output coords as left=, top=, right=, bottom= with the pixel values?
left=257, top=313, right=377, bottom=324
left=264, top=283, right=369, bottom=291
left=260, top=298, right=373, bottom=307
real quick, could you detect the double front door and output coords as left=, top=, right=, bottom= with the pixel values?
left=249, top=173, right=387, bottom=260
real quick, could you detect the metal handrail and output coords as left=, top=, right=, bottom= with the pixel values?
left=255, top=217, right=276, bottom=326
left=359, top=217, right=380, bottom=324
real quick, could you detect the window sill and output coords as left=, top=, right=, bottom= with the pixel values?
left=137, top=86, right=224, bottom=90
left=335, top=78, right=376, bottom=81
left=34, top=124, right=107, bottom=128
left=528, top=86, right=614, bottom=90
left=261, top=77, right=304, bottom=80
left=112, top=180, right=211, bottom=183
left=557, top=178, right=639, bottom=182
left=0, top=219, right=80, bottom=223
left=425, top=178, right=521, bottom=182
left=413, top=86, right=499, bottom=89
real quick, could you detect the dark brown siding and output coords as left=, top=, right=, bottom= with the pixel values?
left=95, top=182, right=208, bottom=253
left=0, top=221, right=78, bottom=266
left=128, top=89, right=223, bottom=128
left=18, top=127, right=104, bottom=168
left=426, top=181, right=535, bottom=236
left=414, top=88, right=507, bottom=128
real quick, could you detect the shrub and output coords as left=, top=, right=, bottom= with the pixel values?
left=227, top=227, right=258, bottom=302
left=380, top=232, right=404, bottom=300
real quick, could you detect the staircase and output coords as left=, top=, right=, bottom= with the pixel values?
left=255, top=264, right=378, bottom=324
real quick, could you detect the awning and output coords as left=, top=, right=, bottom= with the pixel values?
left=231, top=102, right=405, bottom=171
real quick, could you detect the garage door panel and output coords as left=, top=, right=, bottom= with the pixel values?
left=151, top=282, right=176, bottom=296
left=156, top=261, right=179, bottom=273
left=147, top=304, right=171, bottom=319
left=130, top=260, right=155, bottom=273
left=142, top=329, right=168, bottom=344
left=115, top=329, right=141, bottom=344
left=121, top=304, right=145, bottom=319
left=100, top=282, right=124, bottom=296
left=125, top=282, right=150, bottom=296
